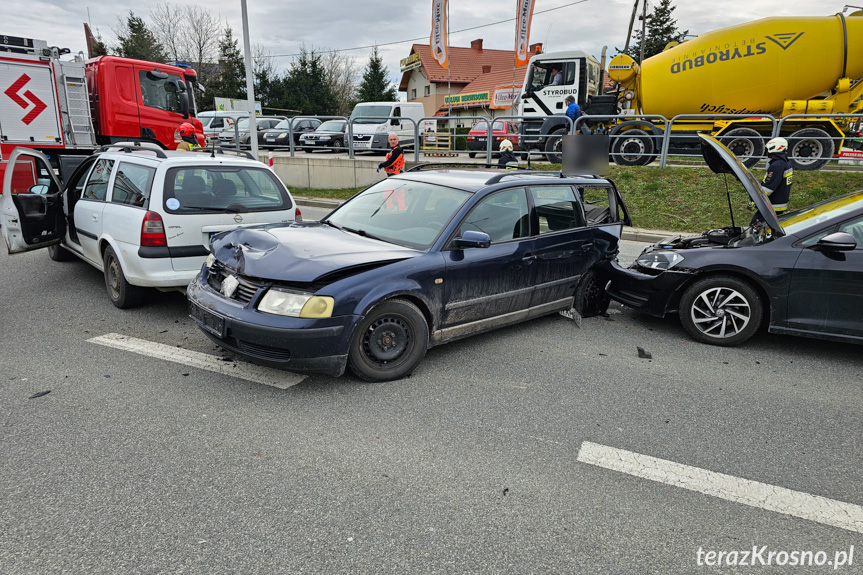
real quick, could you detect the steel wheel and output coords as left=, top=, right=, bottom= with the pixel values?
left=720, top=127, right=763, bottom=168
left=102, top=246, right=146, bottom=309
left=611, top=128, right=655, bottom=166
left=788, top=127, right=834, bottom=171
left=348, top=299, right=428, bottom=381
left=679, top=276, right=762, bottom=346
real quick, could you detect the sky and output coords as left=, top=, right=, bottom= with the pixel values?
left=1, top=0, right=845, bottom=88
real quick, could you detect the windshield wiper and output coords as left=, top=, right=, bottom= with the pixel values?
left=182, top=205, right=248, bottom=213
left=342, top=226, right=389, bottom=243
left=322, top=218, right=343, bottom=230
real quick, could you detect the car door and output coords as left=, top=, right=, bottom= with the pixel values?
left=1, top=148, right=64, bottom=254
left=786, top=216, right=863, bottom=337
left=74, top=158, right=115, bottom=264
left=442, top=188, right=536, bottom=328
left=527, top=185, right=594, bottom=311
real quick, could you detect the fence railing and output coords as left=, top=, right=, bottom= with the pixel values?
left=210, top=111, right=863, bottom=171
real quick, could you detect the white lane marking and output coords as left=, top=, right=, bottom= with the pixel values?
left=88, top=333, right=306, bottom=389
left=577, top=441, right=863, bottom=534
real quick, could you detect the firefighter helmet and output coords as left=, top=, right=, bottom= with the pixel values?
left=499, top=139, right=514, bottom=152
left=765, top=137, right=788, bottom=154
left=178, top=123, right=195, bottom=137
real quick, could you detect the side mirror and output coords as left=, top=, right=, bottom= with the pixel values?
left=147, top=69, right=169, bottom=81
left=28, top=184, right=50, bottom=194
left=179, top=91, right=189, bottom=119
left=391, top=119, right=400, bottom=127
left=815, top=232, right=857, bottom=251
left=455, top=230, right=491, bottom=249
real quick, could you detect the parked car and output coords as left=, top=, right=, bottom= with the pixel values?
left=298, top=120, right=348, bottom=152
left=198, top=111, right=243, bottom=143
left=1, top=145, right=300, bottom=308
left=602, top=133, right=863, bottom=347
left=466, top=120, right=521, bottom=158
left=218, top=116, right=286, bottom=148
left=261, top=118, right=322, bottom=149
left=188, top=166, right=631, bottom=381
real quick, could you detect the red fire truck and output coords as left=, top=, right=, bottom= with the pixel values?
left=1, top=34, right=204, bottom=179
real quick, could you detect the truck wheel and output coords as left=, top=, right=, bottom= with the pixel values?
left=103, top=246, right=146, bottom=309
left=348, top=299, right=429, bottom=382
left=679, top=275, right=762, bottom=346
left=48, top=244, right=74, bottom=262
left=720, top=128, right=763, bottom=168
left=611, top=128, right=654, bottom=166
left=788, top=128, right=834, bottom=171
left=544, top=129, right=567, bottom=164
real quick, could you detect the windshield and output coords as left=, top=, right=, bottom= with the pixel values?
left=324, top=179, right=471, bottom=250
left=351, top=106, right=392, bottom=124
left=779, top=190, right=863, bottom=236
left=164, top=166, right=293, bottom=213
left=274, top=119, right=290, bottom=129
left=318, top=120, right=346, bottom=131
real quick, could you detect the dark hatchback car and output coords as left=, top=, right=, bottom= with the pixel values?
left=298, top=119, right=348, bottom=152
left=261, top=118, right=322, bottom=149
left=603, top=134, right=863, bottom=347
left=188, top=167, right=631, bottom=381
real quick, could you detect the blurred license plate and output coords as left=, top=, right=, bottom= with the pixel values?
left=189, top=302, right=225, bottom=338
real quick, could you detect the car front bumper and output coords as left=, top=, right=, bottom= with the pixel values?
left=187, top=274, right=359, bottom=376
left=599, top=259, right=695, bottom=318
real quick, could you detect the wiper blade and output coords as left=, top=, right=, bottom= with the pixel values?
left=182, top=205, right=247, bottom=213
left=342, top=226, right=389, bottom=243
left=322, top=219, right=343, bottom=230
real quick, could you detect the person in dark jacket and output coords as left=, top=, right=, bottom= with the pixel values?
left=497, top=139, right=518, bottom=169
left=377, top=133, right=405, bottom=177
left=751, top=137, right=792, bottom=225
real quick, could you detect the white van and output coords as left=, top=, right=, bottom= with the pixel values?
left=349, top=102, right=427, bottom=152
left=198, top=111, right=245, bottom=142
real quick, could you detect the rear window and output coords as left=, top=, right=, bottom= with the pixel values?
left=163, top=166, right=292, bottom=213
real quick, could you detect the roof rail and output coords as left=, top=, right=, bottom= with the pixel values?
left=483, top=170, right=564, bottom=185
left=191, top=147, right=255, bottom=160
left=97, top=142, right=167, bottom=159
left=406, top=162, right=537, bottom=173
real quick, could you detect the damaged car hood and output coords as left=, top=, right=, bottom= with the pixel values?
left=210, top=223, right=420, bottom=282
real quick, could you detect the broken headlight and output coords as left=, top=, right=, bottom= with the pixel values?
left=636, top=250, right=684, bottom=270
left=257, top=288, right=334, bottom=318
left=205, top=253, right=216, bottom=268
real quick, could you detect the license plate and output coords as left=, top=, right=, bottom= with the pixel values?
left=189, top=302, right=225, bottom=338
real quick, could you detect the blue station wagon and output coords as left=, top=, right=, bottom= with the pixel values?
left=187, top=166, right=631, bottom=381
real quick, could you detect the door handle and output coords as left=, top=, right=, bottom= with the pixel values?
left=581, top=242, right=594, bottom=252
left=92, top=214, right=98, bottom=221
left=522, top=254, right=537, bottom=262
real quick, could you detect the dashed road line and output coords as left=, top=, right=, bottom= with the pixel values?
left=88, top=333, right=306, bottom=389
left=577, top=441, right=863, bottom=534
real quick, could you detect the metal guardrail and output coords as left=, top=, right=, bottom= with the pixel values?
left=658, top=114, right=779, bottom=168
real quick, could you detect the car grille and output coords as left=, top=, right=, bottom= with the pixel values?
left=353, top=135, right=371, bottom=141
left=220, top=335, right=292, bottom=361
left=207, top=266, right=267, bottom=305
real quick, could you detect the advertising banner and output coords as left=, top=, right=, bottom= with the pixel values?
left=515, top=0, right=536, bottom=66
left=490, top=85, right=522, bottom=109
left=430, top=0, right=448, bottom=69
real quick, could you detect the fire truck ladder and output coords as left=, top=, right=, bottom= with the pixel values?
left=57, top=64, right=94, bottom=148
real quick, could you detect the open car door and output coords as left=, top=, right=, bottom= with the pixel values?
left=1, top=148, right=65, bottom=254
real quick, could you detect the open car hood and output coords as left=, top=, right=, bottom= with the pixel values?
left=211, top=223, right=419, bottom=282
left=698, top=134, right=785, bottom=237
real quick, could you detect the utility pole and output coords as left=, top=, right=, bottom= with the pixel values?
left=639, top=0, right=648, bottom=64
left=241, top=0, right=259, bottom=160
left=623, top=0, right=639, bottom=53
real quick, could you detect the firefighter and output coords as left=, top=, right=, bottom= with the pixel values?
left=176, top=123, right=201, bottom=151
left=751, top=137, right=792, bottom=225
left=497, top=139, right=519, bottom=169
left=377, top=133, right=405, bottom=177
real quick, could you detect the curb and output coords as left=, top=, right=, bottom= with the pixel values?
left=294, top=196, right=679, bottom=245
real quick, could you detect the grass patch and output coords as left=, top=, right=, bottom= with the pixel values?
left=292, top=166, right=863, bottom=232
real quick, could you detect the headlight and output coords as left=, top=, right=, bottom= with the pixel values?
left=257, top=288, right=334, bottom=318
left=636, top=250, right=684, bottom=270
left=375, top=124, right=388, bottom=133
left=278, top=132, right=287, bottom=138
left=318, top=136, right=331, bottom=140
left=205, top=253, right=216, bottom=268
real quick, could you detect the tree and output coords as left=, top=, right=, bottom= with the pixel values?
left=322, top=50, right=360, bottom=117
left=283, top=46, right=337, bottom=115
left=115, top=11, right=166, bottom=62
left=625, top=0, right=689, bottom=62
left=205, top=27, right=246, bottom=103
left=150, top=3, right=222, bottom=87
left=357, top=46, right=397, bottom=103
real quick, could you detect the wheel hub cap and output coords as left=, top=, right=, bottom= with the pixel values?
left=690, top=287, right=751, bottom=339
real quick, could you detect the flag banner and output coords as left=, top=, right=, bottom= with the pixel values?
left=430, top=0, right=449, bottom=69
left=515, top=0, right=536, bottom=66
left=490, top=85, right=523, bottom=109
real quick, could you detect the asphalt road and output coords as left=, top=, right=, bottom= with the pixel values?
left=1, top=213, right=861, bottom=574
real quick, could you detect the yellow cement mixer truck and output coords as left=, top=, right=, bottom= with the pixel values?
left=518, top=8, right=863, bottom=170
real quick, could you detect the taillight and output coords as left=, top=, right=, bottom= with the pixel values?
left=295, top=207, right=303, bottom=222
left=141, top=211, right=167, bottom=247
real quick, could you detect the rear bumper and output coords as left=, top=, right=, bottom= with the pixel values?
left=600, top=259, right=694, bottom=317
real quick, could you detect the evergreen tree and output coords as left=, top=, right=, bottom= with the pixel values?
left=115, top=12, right=166, bottom=62
left=625, top=0, right=689, bottom=61
left=206, top=27, right=247, bottom=102
left=357, top=46, right=397, bottom=102
left=283, top=46, right=338, bottom=115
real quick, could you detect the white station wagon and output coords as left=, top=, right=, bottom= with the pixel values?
left=1, top=145, right=300, bottom=308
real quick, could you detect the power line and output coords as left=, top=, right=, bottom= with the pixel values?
left=269, top=0, right=589, bottom=58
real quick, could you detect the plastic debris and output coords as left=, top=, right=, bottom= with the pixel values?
left=637, top=347, right=652, bottom=359
left=559, top=307, right=582, bottom=327
left=29, top=390, right=51, bottom=399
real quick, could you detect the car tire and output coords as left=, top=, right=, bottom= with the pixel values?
left=611, top=128, right=655, bottom=166
left=468, top=152, right=477, bottom=159
left=103, top=246, right=146, bottom=309
left=544, top=128, right=567, bottom=164
left=678, top=275, right=762, bottom=346
left=720, top=127, right=764, bottom=168
left=348, top=299, right=429, bottom=382
left=48, top=244, right=74, bottom=262
left=333, top=139, right=344, bottom=153
left=574, top=269, right=610, bottom=318
left=788, top=127, right=834, bottom=171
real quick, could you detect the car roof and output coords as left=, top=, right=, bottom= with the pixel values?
left=90, top=146, right=269, bottom=167
left=394, top=168, right=611, bottom=192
